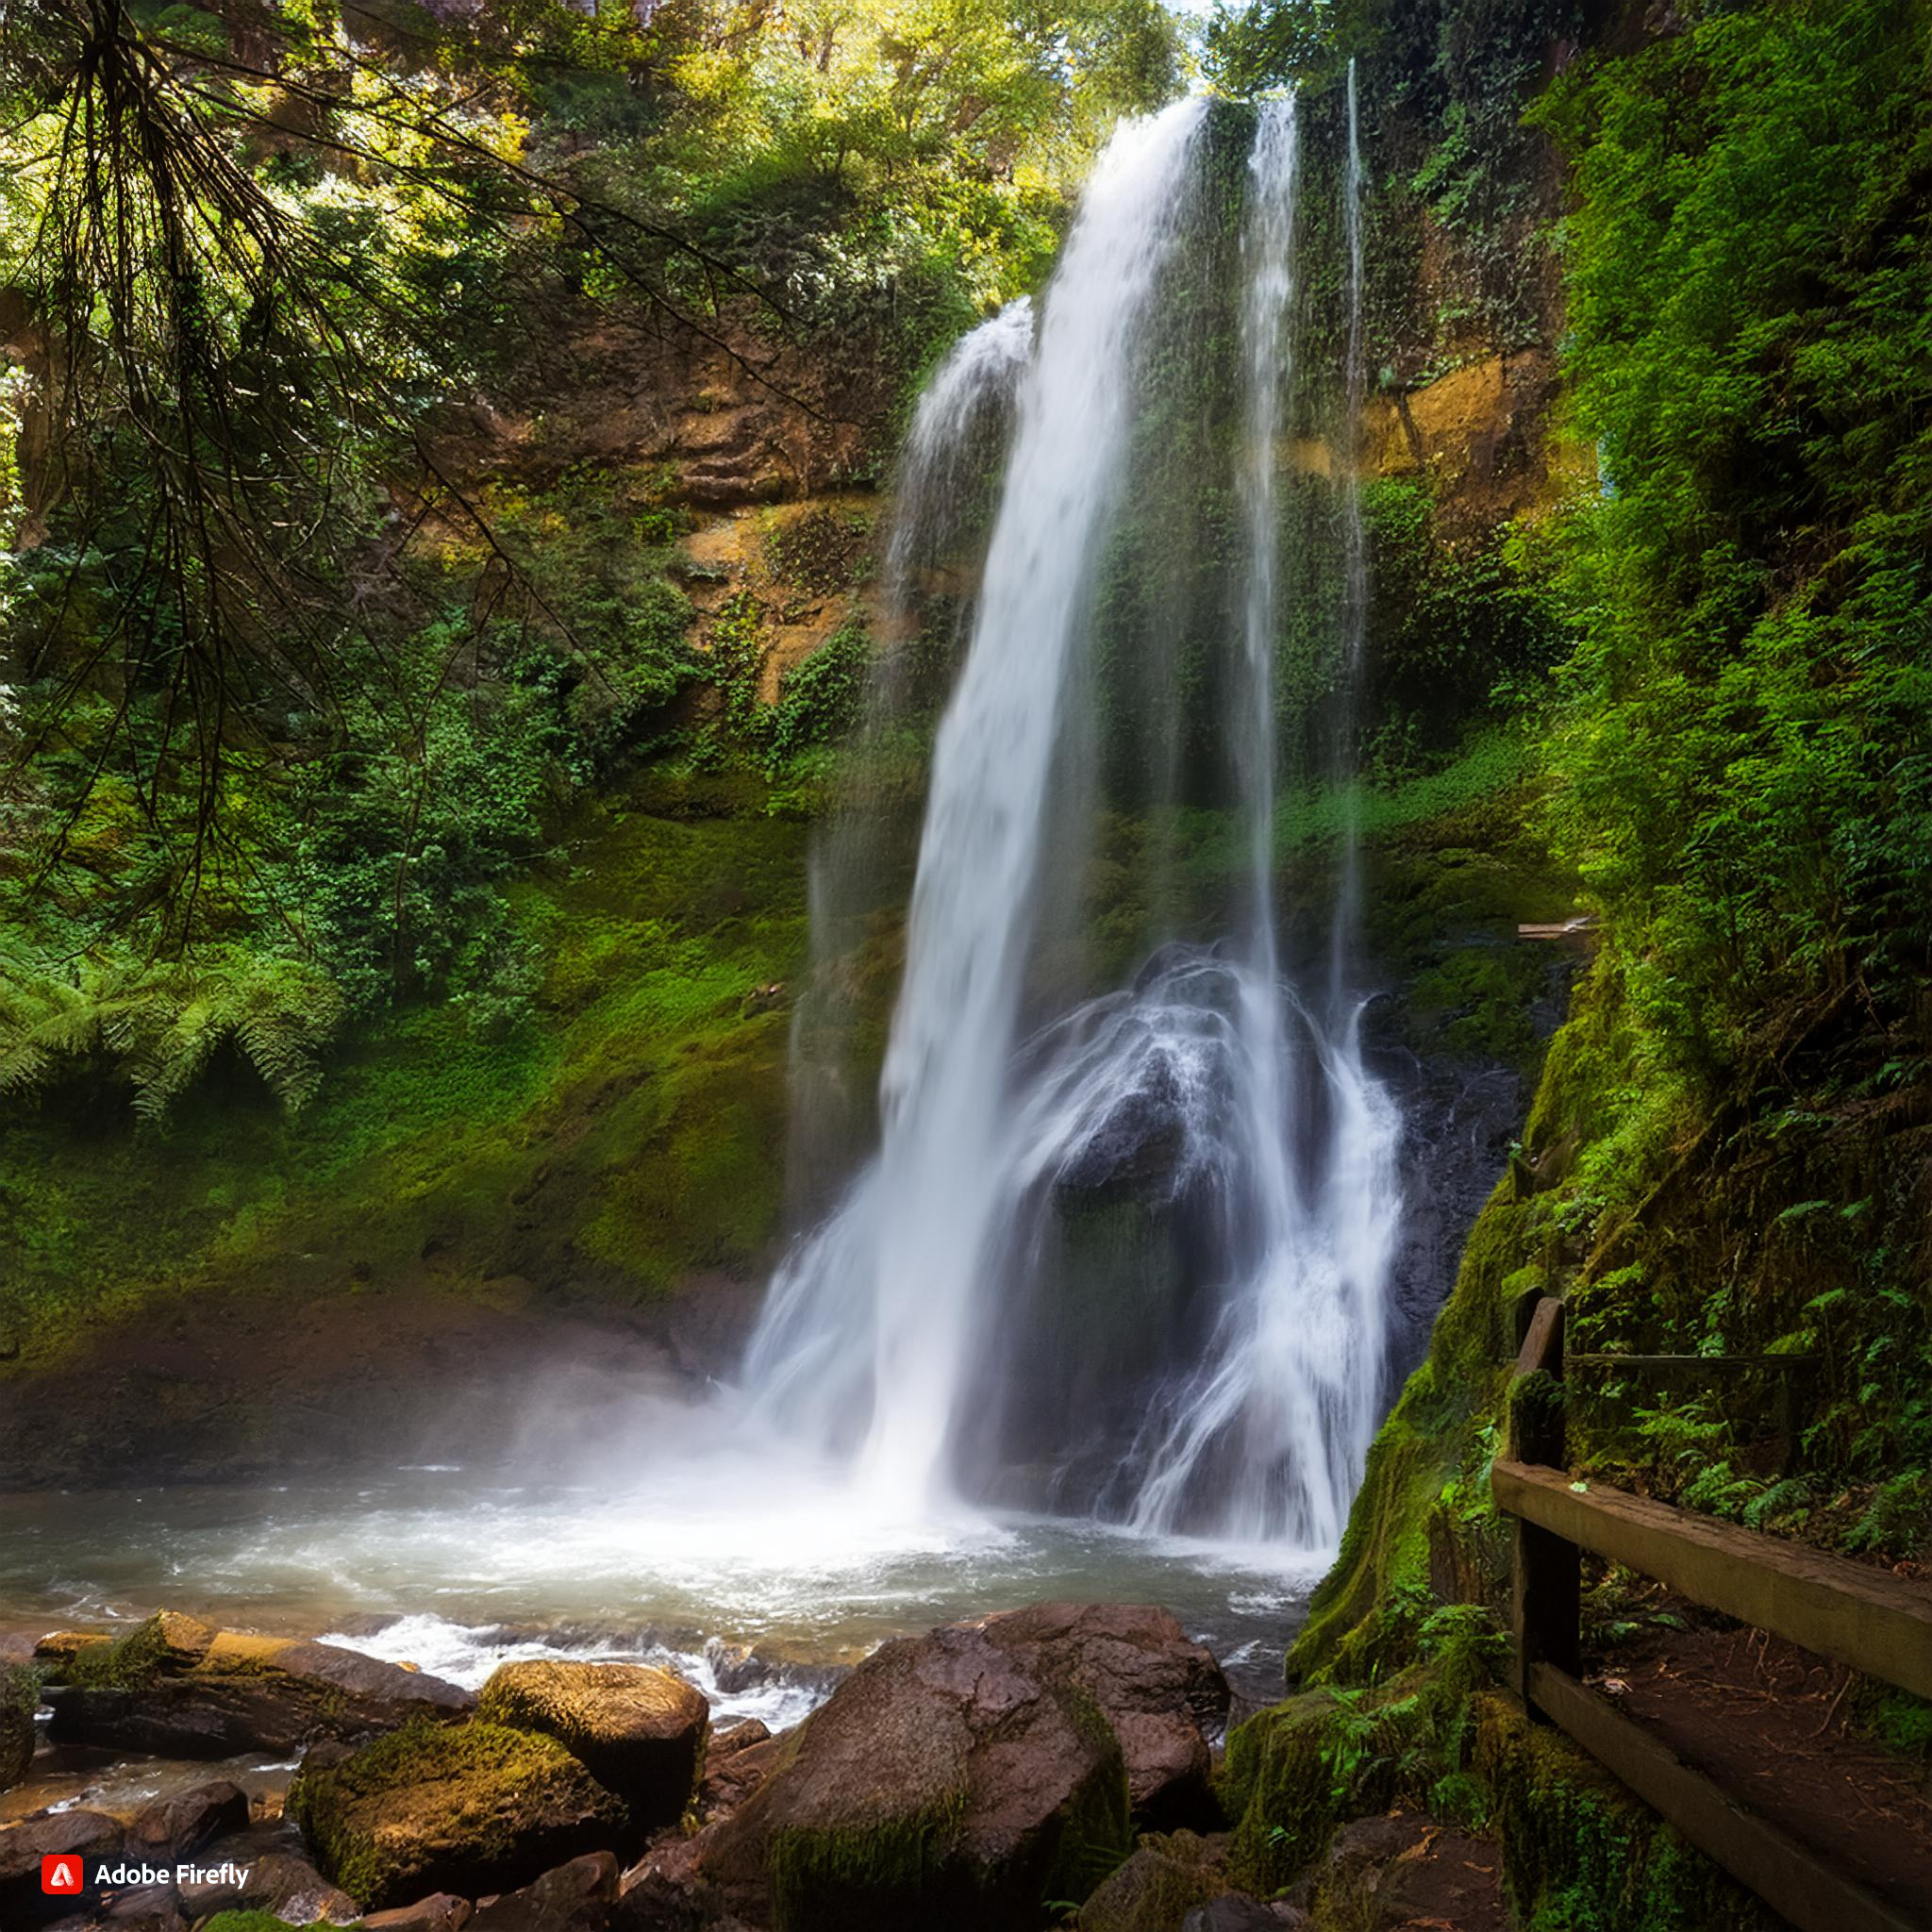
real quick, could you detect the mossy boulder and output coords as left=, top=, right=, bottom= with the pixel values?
left=476, top=1658, right=708, bottom=1828
left=693, top=1614, right=1138, bottom=1932
left=43, top=1620, right=473, bottom=1757
left=289, top=1718, right=630, bottom=1911
left=0, top=1660, right=38, bottom=1790
left=1073, top=1831, right=1229, bottom=1932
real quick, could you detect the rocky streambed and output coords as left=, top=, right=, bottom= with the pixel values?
left=0, top=1602, right=1330, bottom=1932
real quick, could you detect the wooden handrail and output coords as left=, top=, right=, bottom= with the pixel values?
left=1491, top=1294, right=1932, bottom=1931
left=1526, top=1663, right=1920, bottom=1932
left=1493, top=1457, right=1932, bottom=1704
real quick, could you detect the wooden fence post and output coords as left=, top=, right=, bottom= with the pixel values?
left=1509, top=1295, right=1579, bottom=1712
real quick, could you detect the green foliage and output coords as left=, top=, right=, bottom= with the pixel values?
left=0, top=951, right=346, bottom=1119
left=1532, top=0, right=1932, bottom=1074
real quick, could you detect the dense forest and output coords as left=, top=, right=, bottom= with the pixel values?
left=2, top=0, right=1929, bottom=1928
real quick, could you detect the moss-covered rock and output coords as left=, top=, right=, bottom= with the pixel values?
left=0, top=1661, right=38, bottom=1790
left=289, top=1719, right=630, bottom=1911
left=476, top=1658, right=708, bottom=1827
left=1072, top=1831, right=1227, bottom=1932
left=45, top=1624, right=473, bottom=1758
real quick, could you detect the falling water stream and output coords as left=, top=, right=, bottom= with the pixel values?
left=747, top=84, right=1403, bottom=1554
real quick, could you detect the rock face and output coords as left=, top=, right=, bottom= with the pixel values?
left=42, top=1616, right=474, bottom=1757
left=290, top=1719, right=632, bottom=1911
left=478, top=1661, right=708, bottom=1828
left=973, top=1604, right=1230, bottom=1829
left=693, top=1607, right=1192, bottom=1932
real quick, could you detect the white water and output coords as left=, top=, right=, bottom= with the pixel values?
left=745, top=98, right=1211, bottom=1507
left=1121, top=96, right=1400, bottom=1549
left=745, top=92, right=1405, bottom=1555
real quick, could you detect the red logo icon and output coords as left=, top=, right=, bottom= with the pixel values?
left=42, top=1855, right=84, bottom=1895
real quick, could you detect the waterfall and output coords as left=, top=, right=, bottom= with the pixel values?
left=743, top=98, right=1211, bottom=1507
left=743, top=90, right=1403, bottom=1554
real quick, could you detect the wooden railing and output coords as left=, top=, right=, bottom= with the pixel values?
left=1492, top=1295, right=1932, bottom=1932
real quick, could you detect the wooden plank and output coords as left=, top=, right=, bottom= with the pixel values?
left=1515, top=1295, right=1565, bottom=1381
left=1508, top=1298, right=1576, bottom=1707
left=1494, top=1459, right=1932, bottom=1704
left=1527, top=1662, right=1921, bottom=1932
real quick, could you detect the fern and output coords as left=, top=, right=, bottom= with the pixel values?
left=0, top=950, right=346, bottom=1118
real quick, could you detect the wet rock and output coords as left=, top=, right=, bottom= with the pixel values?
left=128, top=1778, right=249, bottom=1857
left=0, top=1807, right=123, bottom=1925
left=477, top=1661, right=708, bottom=1827
left=1075, top=1832, right=1230, bottom=1932
left=697, top=1731, right=782, bottom=1821
left=240, top=1848, right=362, bottom=1924
left=45, top=1624, right=473, bottom=1757
left=1181, top=1896, right=1297, bottom=1932
left=290, top=1719, right=630, bottom=1911
left=361, top=1892, right=476, bottom=1932
left=469, top=1851, right=620, bottom=1931
left=694, top=1614, right=1135, bottom=1932
left=709, top=1719, right=770, bottom=1760
left=173, top=1840, right=258, bottom=1919
left=974, top=1603, right=1230, bottom=1828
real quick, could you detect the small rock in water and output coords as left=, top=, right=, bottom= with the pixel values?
left=468, top=1851, right=619, bottom=1931
left=128, top=1778, right=249, bottom=1857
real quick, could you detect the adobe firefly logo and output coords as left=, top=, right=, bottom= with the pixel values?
left=42, top=1854, right=84, bottom=1895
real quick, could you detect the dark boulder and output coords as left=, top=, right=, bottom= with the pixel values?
left=0, top=1807, right=123, bottom=1926
left=128, top=1779, right=250, bottom=1857
left=45, top=1623, right=473, bottom=1757
left=469, top=1851, right=621, bottom=1932
left=693, top=1615, right=1134, bottom=1932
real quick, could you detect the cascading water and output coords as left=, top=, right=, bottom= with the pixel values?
left=745, top=97, right=1212, bottom=1505
left=745, top=89, right=1404, bottom=1554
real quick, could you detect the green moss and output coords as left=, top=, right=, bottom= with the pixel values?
left=199, top=1917, right=331, bottom=1932
left=1474, top=1693, right=1776, bottom=1931
left=290, top=1717, right=627, bottom=1910
left=0, top=788, right=810, bottom=1365
left=60, top=1615, right=172, bottom=1690
left=767, top=1789, right=970, bottom=1932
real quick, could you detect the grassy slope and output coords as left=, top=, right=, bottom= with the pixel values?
left=0, top=768, right=810, bottom=1370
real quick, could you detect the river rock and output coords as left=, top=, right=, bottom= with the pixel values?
left=697, top=1730, right=783, bottom=1821
left=693, top=1615, right=1136, bottom=1932
left=469, top=1851, right=620, bottom=1931
left=710, top=1719, right=771, bottom=1759
left=477, top=1661, right=708, bottom=1826
left=362, top=1892, right=476, bottom=1932
left=44, top=1620, right=473, bottom=1757
left=239, top=1849, right=362, bottom=1924
left=974, top=1603, right=1230, bottom=1828
left=128, top=1778, right=250, bottom=1857
left=0, top=1807, right=123, bottom=1925
left=290, top=1719, right=631, bottom=1910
